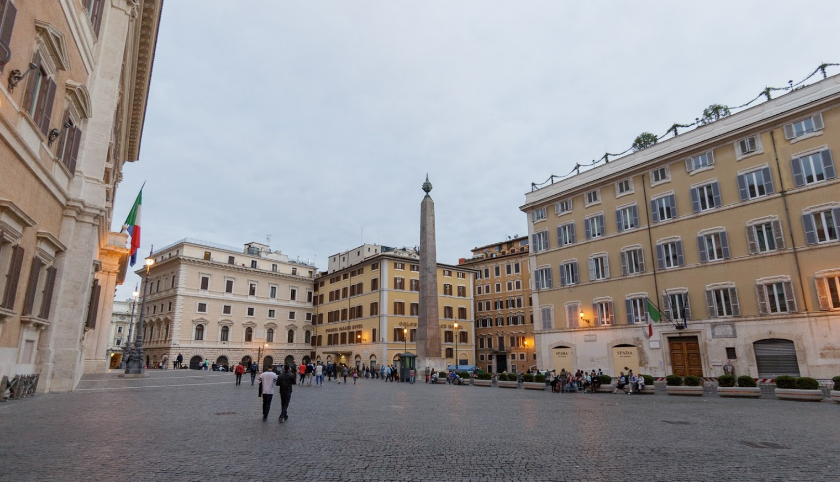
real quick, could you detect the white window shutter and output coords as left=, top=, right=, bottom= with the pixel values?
left=783, top=123, right=795, bottom=140
left=745, top=225, right=757, bottom=254
left=783, top=281, right=796, bottom=312
left=812, top=112, right=824, bottom=131
left=707, top=150, right=715, bottom=166
left=603, top=256, right=610, bottom=278
left=756, top=284, right=769, bottom=315
left=729, top=287, right=740, bottom=316
left=815, top=277, right=831, bottom=310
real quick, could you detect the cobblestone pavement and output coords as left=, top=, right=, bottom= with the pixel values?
left=1, top=371, right=839, bottom=481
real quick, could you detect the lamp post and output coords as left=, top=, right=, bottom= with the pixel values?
left=403, top=328, right=408, bottom=354
left=119, top=285, right=139, bottom=369
left=126, top=249, right=154, bottom=374
left=454, top=322, right=459, bottom=370
left=257, top=343, right=268, bottom=370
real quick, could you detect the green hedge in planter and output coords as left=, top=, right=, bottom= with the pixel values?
left=665, top=374, right=683, bottom=386
left=795, top=377, right=819, bottom=390
left=523, top=373, right=534, bottom=382
left=737, top=376, right=757, bottom=387
left=476, top=372, right=492, bottom=380
left=505, top=373, right=519, bottom=381
left=438, top=371, right=447, bottom=378
left=775, top=375, right=796, bottom=389
left=641, top=375, right=654, bottom=386
left=600, top=374, right=613, bottom=385
left=457, top=371, right=469, bottom=379
left=832, top=376, right=840, bottom=391
left=717, top=375, right=736, bottom=387
left=535, top=374, right=546, bottom=383
left=684, top=375, right=701, bottom=386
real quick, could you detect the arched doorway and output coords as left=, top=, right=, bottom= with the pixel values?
left=754, top=339, right=800, bottom=377
left=189, top=355, right=203, bottom=370
left=216, top=356, right=229, bottom=369
left=241, top=355, right=252, bottom=367
left=354, top=355, right=362, bottom=370
left=146, top=355, right=150, bottom=368
left=284, top=355, right=295, bottom=367
left=369, top=355, right=377, bottom=371
left=612, top=344, right=640, bottom=377
left=458, top=356, right=468, bottom=367
left=551, top=346, right=573, bottom=374
left=263, top=356, right=274, bottom=370
left=302, top=355, right=311, bottom=365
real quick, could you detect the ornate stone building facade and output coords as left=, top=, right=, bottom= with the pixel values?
left=137, top=239, right=316, bottom=370
left=522, top=74, right=840, bottom=379
left=460, top=236, right=534, bottom=373
left=0, top=0, right=162, bottom=391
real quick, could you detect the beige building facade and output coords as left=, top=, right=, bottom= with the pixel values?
left=0, top=0, right=162, bottom=391
left=314, top=246, right=475, bottom=371
left=522, top=74, right=840, bottom=380
left=460, top=237, right=534, bottom=373
left=137, top=239, right=316, bottom=370
left=106, top=297, right=134, bottom=369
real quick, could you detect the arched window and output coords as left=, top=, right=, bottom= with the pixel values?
left=287, top=329, right=295, bottom=344
left=245, top=327, right=253, bottom=342
left=266, top=328, right=274, bottom=342
left=194, top=324, right=204, bottom=341
left=305, top=330, right=311, bottom=344
left=220, top=326, right=229, bottom=342
left=149, top=326, right=154, bottom=341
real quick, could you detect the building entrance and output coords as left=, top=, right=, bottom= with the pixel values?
left=668, top=336, right=703, bottom=376
left=495, top=354, right=507, bottom=373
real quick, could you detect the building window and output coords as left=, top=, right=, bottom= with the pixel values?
left=394, top=262, right=405, bottom=270
left=445, top=348, right=454, bottom=358
left=616, top=178, right=633, bottom=197
left=588, top=255, right=609, bottom=281
left=225, top=279, right=234, bottom=293
left=272, top=264, right=278, bottom=272
left=585, top=214, right=605, bottom=240
left=393, top=277, right=405, bottom=290
left=250, top=260, right=257, bottom=269
left=585, top=189, right=600, bottom=206
left=691, top=182, right=721, bottom=212
left=267, top=309, right=275, bottom=318
left=594, top=300, right=613, bottom=326
left=560, top=260, right=578, bottom=286
left=199, top=275, right=209, bottom=290
left=534, top=267, right=552, bottom=290
left=532, top=206, right=547, bottom=222
left=443, top=284, right=453, bottom=296
left=194, top=324, right=204, bottom=341
left=650, top=166, right=670, bottom=186
left=656, top=240, right=684, bottom=269
left=540, top=306, right=553, bottom=330
left=288, top=311, right=296, bottom=320
left=477, top=285, right=482, bottom=296
left=791, top=150, right=835, bottom=187
left=737, top=167, right=774, bottom=200
left=783, top=113, right=824, bottom=140
left=410, top=302, right=419, bottom=316
left=457, top=285, right=466, bottom=297
left=269, top=285, right=277, bottom=299
left=615, top=205, right=638, bottom=232
left=443, top=306, right=453, bottom=319
left=393, top=328, right=406, bottom=342
left=737, top=135, right=759, bottom=157
left=290, top=288, right=297, bottom=301
left=394, top=301, right=405, bottom=315
left=22, top=53, right=57, bottom=137
left=650, top=194, right=677, bottom=222
left=816, top=271, right=840, bottom=310
left=247, top=307, right=255, bottom=317
left=625, top=297, right=647, bottom=324
left=197, top=302, right=207, bottom=313
left=620, top=247, right=644, bottom=275
left=249, top=283, right=256, bottom=296
left=458, top=307, right=467, bottom=320
left=747, top=220, right=783, bottom=254
left=686, top=151, right=714, bottom=172
left=370, top=278, right=379, bottom=291
left=698, top=231, right=730, bottom=262
left=494, top=266, right=501, bottom=277
left=757, top=279, right=796, bottom=314
left=266, top=328, right=274, bottom=342
left=515, top=280, right=522, bottom=290
left=803, top=207, right=840, bottom=245
left=220, top=326, right=230, bottom=342
left=370, top=301, right=379, bottom=315
left=287, top=329, right=295, bottom=343
left=555, top=198, right=573, bottom=215
left=662, top=290, right=691, bottom=322
left=532, top=231, right=549, bottom=252
left=494, top=283, right=501, bottom=293
left=557, top=222, right=575, bottom=246
left=706, top=285, right=740, bottom=318
left=564, top=302, right=580, bottom=328
left=228, top=256, right=235, bottom=265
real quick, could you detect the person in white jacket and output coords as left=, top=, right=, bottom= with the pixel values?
left=259, top=368, right=277, bottom=421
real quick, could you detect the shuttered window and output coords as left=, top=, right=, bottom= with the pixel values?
left=783, top=113, right=824, bottom=140
left=650, top=194, right=677, bottom=222
left=662, top=291, right=691, bottom=322
left=705, top=286, right=740, bottom=318
left=756, top=280, right=796, bottom=315
left=85, top=279, right=101, bottom=329
left=588, top=255, right=609, bottom=281
left=540, top=306, right=552, bottom=330
left=656, top=240, right=684, bottom=269
left=815, top=274, right=840, bottom=310
left=746, top=220, right=784, bottom=254
left=22, top=257, right=43, bottom=316
left=625, top=297, right=646, bottom=324
left=697, top=231, right=730, bottom=263
left=616, top=205, right=639, bottom=232
left=557, top=222, right=575, bottom=246
left=1, top=244, right=24, bottom=309
left=559, top=261, right=578, bottom=286
left=0, top=0, right=18, bottom=72
left=594, top=301, right=613, bottom=326
left=791, top=150, right=835, bottom=187
left=685, top=151, right=715, bottom=172
left=620, top=248, right=644, bottom=275
left=690, top=182, right=721, bottom=212
left=802, top=208, right=840, bottom=245
left=534, top=267, right=552, bottom=290
left=585, top=214, right=605, bottom=239
left=22, top=52, right=57, bottom=137
left=737, top=168, right=774, bottom=200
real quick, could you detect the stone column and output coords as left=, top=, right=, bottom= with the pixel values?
left=83, top=232, right=129, bottom=373
left=416, top=175, right=445, bottom=375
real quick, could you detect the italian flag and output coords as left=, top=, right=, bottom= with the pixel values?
left=645, top=298, right=662, bottom=339
left=124, top=188, right=143, bottom=267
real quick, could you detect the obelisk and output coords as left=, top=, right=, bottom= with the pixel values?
left=416, top=175, right=445, bottom=375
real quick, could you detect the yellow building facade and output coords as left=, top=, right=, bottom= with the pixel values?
left=314, top=250, right=475, bottom=372
left=522, top=74, right=840, bottom=379
left=460, top=237, right=535, bottom=373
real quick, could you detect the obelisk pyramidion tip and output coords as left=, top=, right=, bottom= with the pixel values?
left=422, top=174, right=432, bottom=194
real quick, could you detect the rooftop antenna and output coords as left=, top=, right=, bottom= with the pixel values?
left=266, top=234, right=272, bottom=247
left=361, top=227, right=363, bottom=245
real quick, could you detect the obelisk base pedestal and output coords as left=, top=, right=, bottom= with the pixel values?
left=416, top=357, right=447, bottom=378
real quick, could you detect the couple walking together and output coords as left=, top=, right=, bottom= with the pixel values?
left=259, top=365, right=295, bottom=422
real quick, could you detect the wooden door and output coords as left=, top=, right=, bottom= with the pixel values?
left=668, top=337, right=703, bottom=376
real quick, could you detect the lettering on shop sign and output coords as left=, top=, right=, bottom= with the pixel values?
left=324, top=324, right=364, bottom=333
left=398, top=322, right=418, bottom=328
left=615, top=350, right=635, bottom=357
left=554, top=351, right=570, bottom=356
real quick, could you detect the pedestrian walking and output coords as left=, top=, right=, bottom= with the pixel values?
left=277, top=365, right=295, bottom=423
left=342, top=365, right=349, bottom=384
left=315, top=362, right=324, bottom=386
left=250, top=362, right=258, bottom=385
left=258, top=367, right=277, bottom=421
left=410, top=368, right=415, bottom=384
left=353, top=368, right=358, bottom=384
left=176, top=353, right=183, bottom=369
left=234, top=363, right=245, bottom=385
left=306, top=363, right=313, bottom=387
left=298, top=363, right=306, bottom=385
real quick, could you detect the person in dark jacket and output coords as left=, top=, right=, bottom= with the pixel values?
left=277, top=365, right=296, bottom=423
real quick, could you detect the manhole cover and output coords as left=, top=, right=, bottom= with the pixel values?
left=739, top=441, right=789, bottom=449
left=661, top=420, right=691, bottom=425
left=215, top=412, right=236, bottom=415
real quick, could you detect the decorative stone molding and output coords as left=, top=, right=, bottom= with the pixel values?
left=35, top=20, right=71, bottom=71
left=65, top=81, right=92, bottom=119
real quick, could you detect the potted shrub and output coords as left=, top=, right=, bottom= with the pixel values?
left=638, top=374, right=655, bottom=394
left=498, top=372, right=519, bottom=388
left=596, top=374, right=614, bottom=393
left=456, top=371, right=470, bottom=386
left=717, top=374, right=760, bottom=398
left=474, top=372, right=492, bottom=387
left=436, top=371, right=448, bottom=384
left=774, top=375, right=823, bottom=402
left=831, top=376, right=840, bottom=403
left=523, top=373, right=545, bottom=391
left=666, top=374, right=703, bottom=396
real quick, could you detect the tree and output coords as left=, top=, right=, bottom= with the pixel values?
left=700, top=104, right=731, bottom=125
left=632, top=132, right=658, bottom=152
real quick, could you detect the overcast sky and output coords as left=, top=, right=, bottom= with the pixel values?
left=113, top=1, right=840, bottom=299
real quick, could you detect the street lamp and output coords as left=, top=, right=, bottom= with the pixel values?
left=120, top=285, right=139, bottom=369
left=257, top=342, right=268, bottom=369
left=126, top=251, right=154, bottom=374
left=579, top=311, right=591, bottom=327
left=403, top=328, right=408, bottom=354
left=454, top=322, right=459, bottom=370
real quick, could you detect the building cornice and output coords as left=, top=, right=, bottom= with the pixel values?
left=126, top=0, right=164, bottom=163
left=137, top=256, right=316, bottom=284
